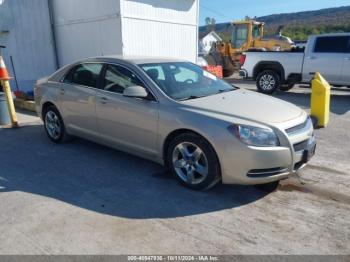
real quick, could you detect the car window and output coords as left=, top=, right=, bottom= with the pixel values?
left=314, top=36, right=349, bottom=53
left=252, top=25, right=260, bottom=39
left=232, top=24, right=248, bottom=49
left=64, top=63, right=103, bottom=88
left=103, top=65, right=144, bottom=94
left=141, top=62, right=236, bottom=101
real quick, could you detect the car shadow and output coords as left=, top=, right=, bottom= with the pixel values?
left=0, top=124, right=270, bottom=219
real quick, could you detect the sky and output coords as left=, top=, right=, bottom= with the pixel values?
left=199, top=0, right=350, bottom=25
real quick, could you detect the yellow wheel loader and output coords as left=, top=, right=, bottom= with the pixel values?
left=206, top=20, right=295, bottom=77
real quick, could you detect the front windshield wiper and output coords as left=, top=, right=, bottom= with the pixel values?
left=178, top=88, right=237, bottom=101
left=216, top=88, right=236, bottom=94
left=178, top=89, right=236, bottom=101
left=178, top=95, right=207, bottom=101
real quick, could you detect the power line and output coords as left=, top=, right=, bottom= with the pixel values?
left=200, top=2, right=232, bottom=21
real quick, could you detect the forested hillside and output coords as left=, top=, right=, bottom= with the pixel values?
left=199, top=6, right=350, bottom=41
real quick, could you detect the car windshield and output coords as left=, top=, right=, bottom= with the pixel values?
left=140, top=62, right=236, bottom=101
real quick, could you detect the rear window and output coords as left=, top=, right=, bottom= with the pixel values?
left=314, top=36, right=350, bottom=53
left=64, top=63, right=103, bottom=88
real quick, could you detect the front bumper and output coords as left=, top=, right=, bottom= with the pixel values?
left=293, top=135, right=317, bottom=170
left=217, top=117, right=316, bottom=185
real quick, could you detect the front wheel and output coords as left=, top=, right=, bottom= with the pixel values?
left=256, top=70, right=281, bottom=94
left=166, top=133, right=221, bottom=190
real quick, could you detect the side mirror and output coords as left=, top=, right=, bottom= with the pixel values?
left=123, top=85, right=148, bottom=98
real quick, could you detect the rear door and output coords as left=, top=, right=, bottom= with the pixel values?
left=60, top=63, right=103, bottom=139
left=302, top=36, right=348, bottom=83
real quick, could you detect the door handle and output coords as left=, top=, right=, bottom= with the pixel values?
left=345, top=57, right=350, bottom=61
left=101, top=97, right=108, bottom=104
left=306, top=56, right=316, bottom=60
left=60, top=88, right=65, bottom=95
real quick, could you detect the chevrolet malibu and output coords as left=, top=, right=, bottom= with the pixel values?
left=34, top=56, right=316, bottom=190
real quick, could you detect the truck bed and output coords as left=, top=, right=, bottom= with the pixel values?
left=242, top=51, right=304, bottom=80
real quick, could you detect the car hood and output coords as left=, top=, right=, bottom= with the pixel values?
left=181, top=89, right=304, bottom=124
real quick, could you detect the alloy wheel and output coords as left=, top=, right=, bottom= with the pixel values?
left=172, top=142, right=209, bottom=185
left=259, top=74, right=276, bottom=91
left=45, top=111, right=61, bottom=140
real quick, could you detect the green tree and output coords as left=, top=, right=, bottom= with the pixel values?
left=205, top=17, right=216, bottom=32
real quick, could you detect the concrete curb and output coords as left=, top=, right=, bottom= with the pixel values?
left=14, top=98, right=36, bottom=112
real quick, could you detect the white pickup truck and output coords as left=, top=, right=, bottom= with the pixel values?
left=240, top=33, right=350, bottom=94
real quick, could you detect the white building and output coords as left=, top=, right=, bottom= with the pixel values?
left=0, top=0, right=199, bottom=92
left=0, top=0, right=57, bottom=92
left=52, top=0, right=199, bottom=67
left=199, top=31, right=222, bottom=54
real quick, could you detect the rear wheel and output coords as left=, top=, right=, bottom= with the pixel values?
left=166, top=133, right=221, bottom=190
left=43, top=105, right=71, bottom=143
left=279, top=83, right=295, bottom=92
left=205, top=53, right=235, bottom=78
left=205, top=54, right=217, bottom=66
left=256, top=70, right=281, bottom=94
left=222, top=56, right=236, bottom=77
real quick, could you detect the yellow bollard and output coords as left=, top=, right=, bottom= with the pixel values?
left=0, top=55, right=18, bottom=127
left=310, top=72, right=330, bottom=128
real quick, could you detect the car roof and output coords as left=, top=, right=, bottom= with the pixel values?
left=81, top=55, right=187, bottom=65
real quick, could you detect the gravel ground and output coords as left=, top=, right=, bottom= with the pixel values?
left=0, top=83, right=349, bottom=255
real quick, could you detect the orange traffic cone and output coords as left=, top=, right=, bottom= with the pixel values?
left=0, top=55, right=18, bottom=127
left=0, top=56, right=11, bottom=80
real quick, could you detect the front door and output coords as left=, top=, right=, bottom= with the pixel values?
left=96, top=64, right=159, bottom=156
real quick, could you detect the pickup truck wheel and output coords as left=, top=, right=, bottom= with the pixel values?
left=256, top=70, right=280, bottom=94
left=279, top=83, right=295, bottom=92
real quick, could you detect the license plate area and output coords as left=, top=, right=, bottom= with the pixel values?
left=302, top=137, right=317, bottom=163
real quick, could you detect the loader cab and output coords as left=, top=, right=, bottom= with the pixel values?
left=231, top=21, right=264, bottom=49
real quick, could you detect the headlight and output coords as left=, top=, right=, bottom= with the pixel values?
left=228, top=124, right=280, bottom=147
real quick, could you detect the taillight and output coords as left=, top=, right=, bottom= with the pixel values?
left=239, top=54, right=246, bottom=66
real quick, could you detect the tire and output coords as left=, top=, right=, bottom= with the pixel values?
left=256, top=70, right=281, bottom=94
left=205, top=54, right=217, bottom=66
left=205, top=53, right=235, bottom=77
left=166, top=133, right=221, bottom=190
left=222, top=56, right=236, bottom=77
left=279, top=83, right=295, bottom=92
left=43, top=105, right=71, bottom=143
